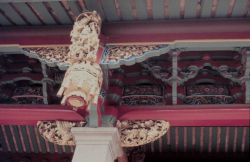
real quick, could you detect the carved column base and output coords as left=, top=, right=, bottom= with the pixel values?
left=71, top=127, right=127, bottom=162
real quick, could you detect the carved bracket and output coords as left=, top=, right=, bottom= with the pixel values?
left=117, top=120, right=170, bottom=147
left=102, top=45, right=170, bottom=69
left=37, top=120, right=86, bottom=145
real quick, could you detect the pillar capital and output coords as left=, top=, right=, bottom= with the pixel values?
left=72, top=127, right=125, bottom=162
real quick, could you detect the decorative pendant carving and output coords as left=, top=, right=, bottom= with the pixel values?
left=57, top=62, right=103, bottom=107
left=37, top=121, right=86, bottom=145
left=117, top=120, right=170, bottom=147
left=69, top=11, right=101, bottom=64
left=57, top=11, right=103, bottom=109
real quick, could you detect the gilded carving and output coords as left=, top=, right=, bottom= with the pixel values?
left=117, top=120, right=170, bottom=147
left=37, top=121, right=86, bottom=145
left=69, top=11, right=101, bottom=64
left=105, top=45, right=161, bottom=63
left=57, top=11, right=103, bottom=109
left=25, top=46, right=70, bottom=64
left=57, top=62, right=103, bottom=107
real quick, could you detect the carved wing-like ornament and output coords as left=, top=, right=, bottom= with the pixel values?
left=117, top=120, right=170, bottom=147
left=37, top=121, right=86, bottom=145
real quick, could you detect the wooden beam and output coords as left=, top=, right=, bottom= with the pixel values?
left=117, top=104, right=250, bottom=126
left=102, top=19, right=250, bottom=43
left=1, top=19, right=250, bottom=45
left=0, top=104, right=83, bottom=125
left=0, top=25, right=72, bottom=46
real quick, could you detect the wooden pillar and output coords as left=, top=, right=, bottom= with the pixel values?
left=171, top=50, right=180, bottom=105
left=88, top=96, right=103, bottom=127
left=245, top=50, right=250, bottom=104
left=71, top=127, right=127, bottom=162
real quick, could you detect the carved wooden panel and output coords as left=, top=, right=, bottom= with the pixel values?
left=121, top=85, right=164, bottom=105
left=37, top=121, right=86, bottom=146
left=117, top=120, right=170, bottom=147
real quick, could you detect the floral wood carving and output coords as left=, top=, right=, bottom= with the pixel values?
left=186, top=85, right=229, bottom=96
left=123, top=85, right=163, bottom=96
left=184, top=95, right=235, bottom=104
left=37, top=121, right=86, bottom=145
left=69, top=11, right=101, bottom=64
left=121, top=96, right=164, bottom=105
left=117, top=120, right=170, bottom=147
left=104, top=45, right=161, bottom=63
left=57, top=11, right=103, bottom=109
left=26, top=47, right=70, bottom=64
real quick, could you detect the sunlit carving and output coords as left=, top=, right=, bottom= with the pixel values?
left=69, top=11, right=101, bottom=64
left=117, top=120, right=170, bottom=147
left=37, top=121, right=86, bottom=145
left=57, top=62, right=103, bottom=107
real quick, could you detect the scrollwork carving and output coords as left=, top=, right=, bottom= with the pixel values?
left=37, top=120, right=86, bottom=146
left=141, top=62, right=172, bottom=83
left=25, top=47, right=70, bottom=64
left=184, top=95, right=235, bottom=104
left=105, top=45, right=161, bottom=63
left=121, top=96, right=164, bottom=105
left=117, top=120, right=170, bottom=147
left=217, top=65, right=243, bottom=83
left=178, top=65, right=200, bottom=84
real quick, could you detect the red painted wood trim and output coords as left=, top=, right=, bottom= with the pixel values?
left=96, top=46, right=104, bottom=64
left=117, top=104, right=250, bottom=126
left=0, top=104, right=83, bottom=125
left=0, top=19, right=250, bottom=45
left=106, top=33, right=250, bottom=43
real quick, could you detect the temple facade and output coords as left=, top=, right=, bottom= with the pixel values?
left=0, top=0, right=250, bottom=162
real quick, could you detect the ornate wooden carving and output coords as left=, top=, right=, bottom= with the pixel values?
left=141, top=62, right=172, bottom=83
left=183, top=85, right=237, bottom=104
left=104, top=45, right=161, bottom=63
left=57, top=63, right=103, bottom=107
left=57, top=11, right=103, bottom=109
left=117, top=120, right=170, bottom=147
left=37, top=120, right=86, bottom=145
left=25, top=46, right=70, bottom=64
left=184, top=95, right=235, bottom=104
left=69, top=11, right=101, bottom=64
left=121, top=96, right=164, bottom=105
left=121, top=85, right=164, bottom=105
left=123, top=85, right=163, bottom=96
